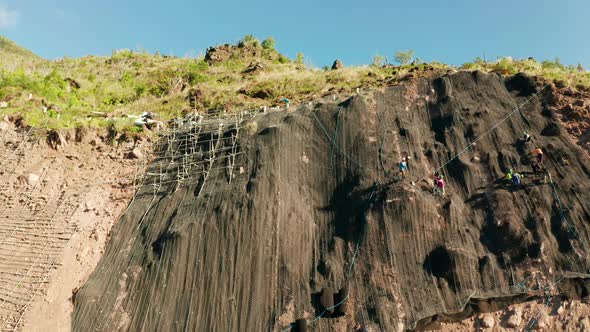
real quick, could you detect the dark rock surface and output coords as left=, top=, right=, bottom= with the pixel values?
left=73, top=72, right=590, bottom=331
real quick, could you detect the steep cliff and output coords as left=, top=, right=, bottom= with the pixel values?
left=72, top=71, right=590, bottom=331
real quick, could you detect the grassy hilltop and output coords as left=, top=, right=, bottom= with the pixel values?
left=0, top=35, right=589, bottom=135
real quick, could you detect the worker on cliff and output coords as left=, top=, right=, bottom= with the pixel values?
left=281, top=97, right=291, bottom=109
left=399, top=157, right=408, bottom=178
left=504, top=169, right=514, bottom=185
left=434, top=177, right=446, bottom=197
left=512, top=172, right=523, bottom=190
left=532, top=147, right=544, bottom=163
left=433, top=172, right=445, bottom=196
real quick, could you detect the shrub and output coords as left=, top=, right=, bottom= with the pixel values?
left=277, top=55, right=290, bottom=64
left=394, top=50, right=414, bottom=65
left=135, top=83, right=147, bottom=97
left=295, top=52, right=304, bottom=65
left=239, top=34, right=259, bottom=48
left=185, top=60, right=210, bottom=84
left=120, top=72, right=135, bottom=86
left=372, top=55, right=385, bottom=67
left=262, top=37, right=276, bottom=50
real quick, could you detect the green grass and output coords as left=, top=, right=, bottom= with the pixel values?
left=461, top=56, right=590, bottom=87
left=1, top=36, right=589, bottom=137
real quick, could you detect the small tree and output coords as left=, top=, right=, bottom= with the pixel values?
left=295, top=52, right=304, bottom=65
left=239, top=34, right=259, bottom=47
left=262, top=37, right=276, bottom=50
left=372, top=55, right=385, bottom=67
left=394, top=50, right=415, bottom=65
left=242, top=34, right=256, bottom=43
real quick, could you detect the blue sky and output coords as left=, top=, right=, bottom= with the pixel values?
left=0, top=0, right=588, bottom=68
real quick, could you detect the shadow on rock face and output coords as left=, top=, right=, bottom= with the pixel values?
left=505, top=73, right=537, bottom=97
left=423, top=246, right=460, bottom=292
left=321, top=173, right=381, bottom=243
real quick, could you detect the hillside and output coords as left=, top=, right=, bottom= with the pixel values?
left=0, top=36, right=42, bottom=61
left=72, top=71, right=590, bottom=331
left=0, top=35, right=589, bottom=135
left=1, top=36, right=590, bottom=331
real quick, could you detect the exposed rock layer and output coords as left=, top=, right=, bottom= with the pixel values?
left=73, top=72, right=590, bottom=331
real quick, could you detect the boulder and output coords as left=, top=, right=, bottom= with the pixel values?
left=83, top=199, right=98, bottom=212
left=125, top=148, right=143, bottom=160
left=480, top=315, right=494, bottom=328
left=243, top=62, right=264, bottom=74
left=47, top=130, right=67, bottom=150
left=580, top=316, right=590, bottom=331
left=65, top=78, right=81, bottom=91
left=17, top=173, right=40, bottom=186
left=331, top=59, right=344, bottom=70
left=0, top=101, right=8, bottom=108
left=505, top=308, right=522, bottom=328
left=205, top=44, right=232, bottom=63
left=557, top=304, right=565, bottom=316
left=573, top=99, right=585, bottom=107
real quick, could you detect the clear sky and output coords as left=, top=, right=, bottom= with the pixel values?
left=0, top=0, right=588, bottom=68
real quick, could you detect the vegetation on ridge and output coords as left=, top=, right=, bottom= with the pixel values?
left=0, top=34, right=588, bottom=135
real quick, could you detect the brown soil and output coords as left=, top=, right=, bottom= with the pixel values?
left=0, top=121, right=145, bottom=331
left=539, top=80, right=590, bottom=155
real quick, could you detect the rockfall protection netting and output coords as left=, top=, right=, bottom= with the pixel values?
left=73, top=72, right=590, bottom=331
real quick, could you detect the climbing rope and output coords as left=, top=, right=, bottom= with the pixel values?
left=329, top=108, right=343, bottom=169
left=311, top=111, right=363, bottom=170
left=282, top=109, right=381, bottom=331
left=376, top=105, right=390, bottom=180
left=307, top=182, right=380, bottom=327
left=412, top=83, right=550, bottom=186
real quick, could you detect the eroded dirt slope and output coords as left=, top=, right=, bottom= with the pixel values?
left=0, top=122, right=140, bottom=331
left=72, top=71, right=590, bottom=331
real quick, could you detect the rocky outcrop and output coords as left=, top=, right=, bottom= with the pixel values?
left=205, top=44, right=233, bottom=63
left=73, top=72, right=590, bottom=331
left=331, top=59, right=344, bottom=70
left=542, top=81, right=590, bottom=153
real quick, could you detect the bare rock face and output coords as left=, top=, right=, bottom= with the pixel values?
left=580, top=316, right=590, bottom=331
left=205, top=44, right=232, bottom=63
left=331, top=59, right=344, bottom=70
left=73, top=72, right=590, bottom=332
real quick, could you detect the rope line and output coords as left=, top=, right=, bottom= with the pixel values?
left=376, top=105, right=390, bottom=180
left=412, top=83, right=550, bottom=185
left=282, top=109, right=382, bottom=331
left=329, top=108, right=342, bottom=170
left=311, top=111, right=363, bottom=170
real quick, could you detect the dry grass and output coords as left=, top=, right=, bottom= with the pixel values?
left=1, top=36, right=588, bottom=135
